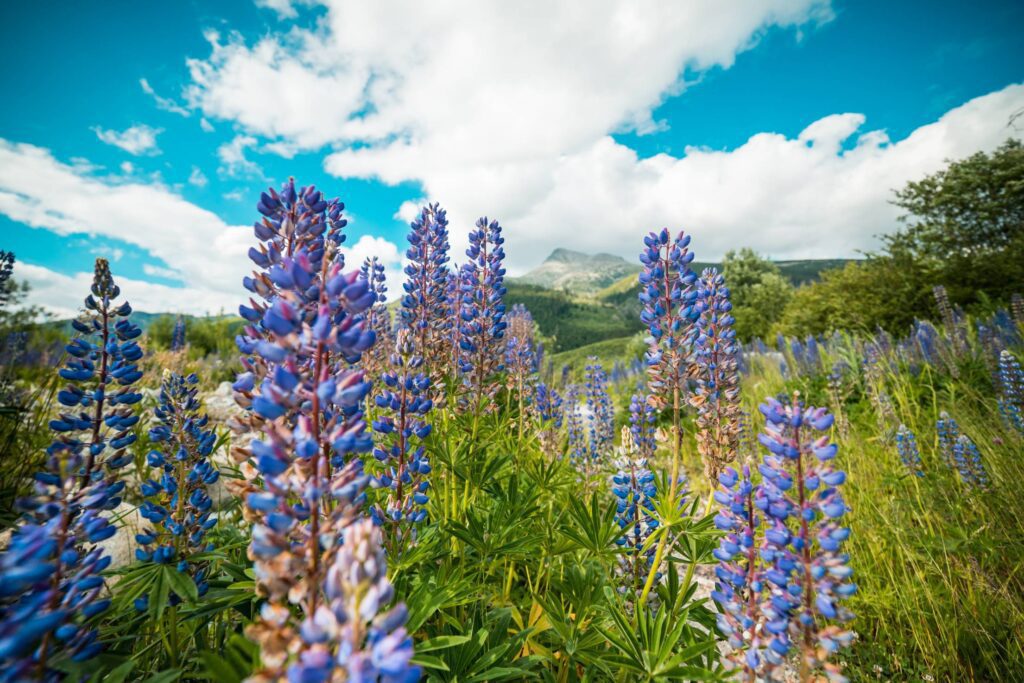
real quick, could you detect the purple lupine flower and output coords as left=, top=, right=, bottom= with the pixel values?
left=755, top=396, right=855, bottom=679
left=895, top=424, right=924, bottom=477
left=612, top=435, right=661, bottom=597
left=232, top=182, right=382, bottom=678
left=279, top=519, right=419, bottom=683
left=136, top=372, right=219, bottom=603
left=457, top=217, right=507, bottom=410
left=400, top=204, right=450, bottom=388
left=506, top=304, right=539, bottom=440
left=359, top=256, right=395, bottom=405
left=370, top=330, right=433, bottom=544
left=690, top=268, right=741, bottom=480
left=711, top=463, right=769, bottom=678
left=953, top=434, right=990, bottom=490
left=827, top=361, right=850, bottom=437
left=639, top=229, right=699, bottom=413
left=535, top=382, right=563, bottom=459
left=936, top=411, right=960, bottom=470
left=583, top=358, right=614, bottom=474
left=1, top=258, right=140, bottom=676
left=628, top=393, right=658, bottom=461
left=997, top=350, right=1023, bottom=433
left=636, top=228, right=700, bottom=607
left=565, top=384, right=588, bottom=466
left=170, top=315, right=187, bottom=352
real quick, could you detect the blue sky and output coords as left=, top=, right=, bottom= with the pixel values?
left=1, top=0, right=1021, bottom=314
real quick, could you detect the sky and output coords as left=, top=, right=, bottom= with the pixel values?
left=1, top=0, right=1022, bottom=316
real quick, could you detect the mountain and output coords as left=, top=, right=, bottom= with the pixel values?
left=511, top=248, right=641, bottom=293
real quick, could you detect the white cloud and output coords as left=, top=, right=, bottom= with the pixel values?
left=188, top=166, right=209, bottom=187
left=187, top=1, right=834, bottom=159
left=140, top=78, right=191, bottom=117
left=182, top=0, right=1022, bottom=269
left=341, top=234, right=405, bottom=301
left=142, top=263, right=180, bottom=280
left=120, top=161, right=134, bottom=174
left=93, top=124, right=163, bottom=156
left=199, top=117, right=215, bottom=133
left=0, top=138, right=251, bottom=314
left=256, top=0, right=301, bottom=18
left=217, top=135, right=263, bottom=177
left=19, top=263, right=234, bottom=318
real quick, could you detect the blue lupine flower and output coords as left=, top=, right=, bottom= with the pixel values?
left=711, top=463, right=771, bottom=677
left=399, top=204, right=450, bottom=386
left=753, top=396, right=856, bottom=679
left=628, top=393, right=658, bottom=461
left=612, top=445, right=661, bottom=596
left=232, top=181, right=384, bottom=679
left=505, top=304, right=538, bottom=399
left=369, top=330, right=433, bottom=539
left=170, top=315, right=187, bottom=352
left=136, top=372, right=219, bottom=603
left=1, top=258, right=140, bottom=676
left=458, top=217, right=507, bottom=409
left=936, top=411, right=960, bottom=470
left=690, top=268, right=742, bottom=480
left=895, top=424, right=924, bottom=477
left=638, top=228, right=699, bottom=410
left=997, top=350, right=1023, bottom=433
left=583, top=358, right=614, bottom=475
left=953, top=434, right=990, bottom=491
left=564, top=384, right=587, bottom=466
left=276, top=519, right=419, bottom=683
left=534, top=382, right=563, bottom=459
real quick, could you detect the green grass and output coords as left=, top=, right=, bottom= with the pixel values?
left=732, top=337, right=1024, bottom=681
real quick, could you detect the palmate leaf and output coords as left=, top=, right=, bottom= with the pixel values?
left=596, top=587, right=720, bottom=681
left=558, top=494, right=624, bottom=561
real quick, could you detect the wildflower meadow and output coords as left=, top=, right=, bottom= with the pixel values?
left=2, top=5, right=1024, bottom=681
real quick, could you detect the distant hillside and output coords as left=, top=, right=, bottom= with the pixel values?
left=511, top=248, right=641, bottom=293
left=504, top=281, right=643, bottom=353
left=513, top=249, right=851, bottom=297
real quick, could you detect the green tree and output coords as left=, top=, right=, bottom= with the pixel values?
left=888, top=138, right=1024, bottom=307
left=721, top=248, right=793, bottom=341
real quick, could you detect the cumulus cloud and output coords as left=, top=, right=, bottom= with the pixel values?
left=19, top=263, right=235, bottom=318
left=0, top=138, right=406, bottom=314
left=217, top=134, right=263, bottom=177
left=188, top=166, right=209, bottom=187
left=0, top=138, right=249, bottom=313
left=93, top=124, right=163, bottom=156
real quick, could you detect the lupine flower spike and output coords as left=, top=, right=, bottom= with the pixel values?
left=135, top=372, right=220, bottom=608
left=506, top=304, right=538, bottom=441
left=628, top=393, right=658, bottom=461
left=400, top=204, right=450, bottom=395
left=370, top=329, right=434, bottom=554
left=936, top=411, right=960, bottom=470
left=360, top=256, right=394, bottom=397
left=230, top=181, right=387, bottom=679
left=458, top=217, right=507, bottom=412
left=711, top=462, right=768, bottom=679
left=170, top=315, right=187, bottom=352
left=612, top=428, right=662, bottom=600
left=636, top=228, right=700, bottom=605
left=581, top=358, right=614, bottom=482
left=690, top=268, right=742, bottom=481
left=997, top=350, right=1023, bottom=433
left=895, top=424, right=924, bottom=477
left=953, top=434, right=990, bottom=491
left=756, top=396, right=855, bottom=681
left=280, top=519, right=420, bottom=683
left=534, top=382, right=563, bottom=458
left=0, top=258, right=141, bottom=678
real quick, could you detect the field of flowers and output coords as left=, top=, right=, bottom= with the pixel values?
left=0, top=179, right=1022, bottom=682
